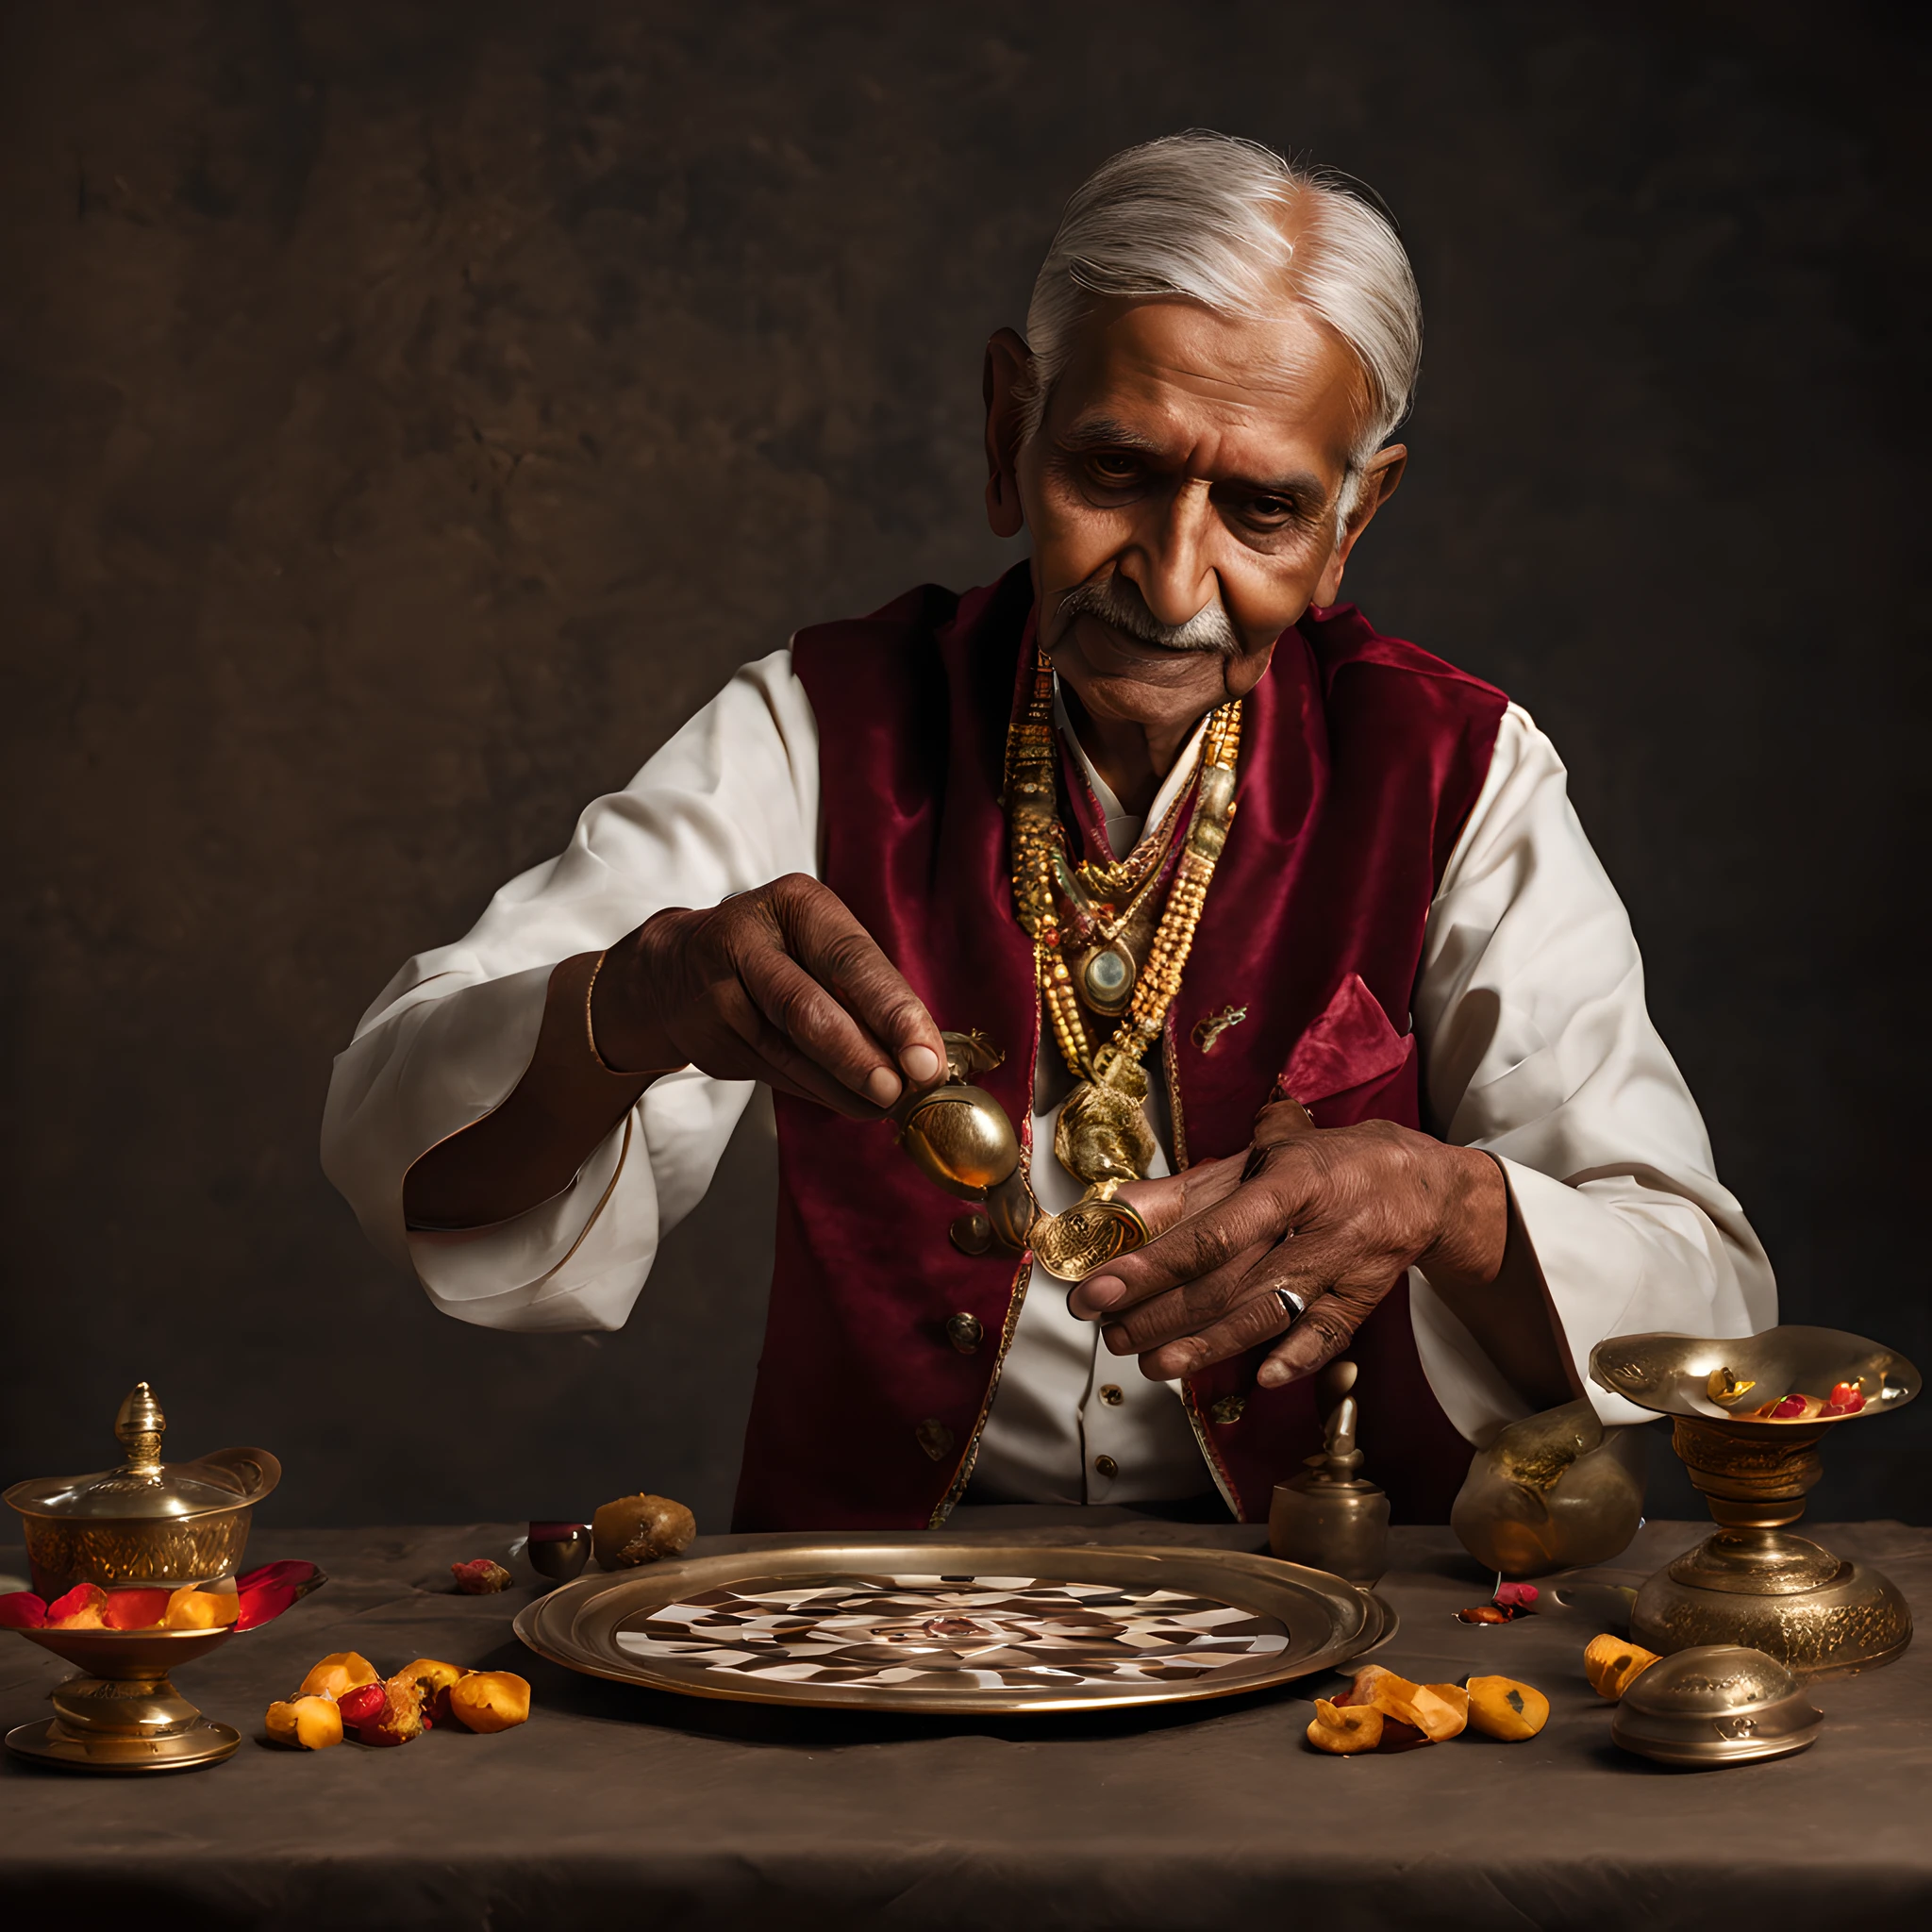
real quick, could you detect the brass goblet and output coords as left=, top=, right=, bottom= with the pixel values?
left=1590, top=1325, right=1919, bottom=1678
left=9, top=1624, right=242, bottom=1771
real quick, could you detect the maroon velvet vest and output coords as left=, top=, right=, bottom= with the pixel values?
left=732, top=564, right=1507, bottom=1531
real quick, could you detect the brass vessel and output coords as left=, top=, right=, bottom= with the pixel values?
left=3, top=1382, right=281, bottom=1772
left=1591, top=1326, right=1918, bottom=1678
left=1449, top=1399, right=1645, bottom=1580
left=1610, top=1644, right=1824, bottom=1768
left=893, top=1030, right=1150, bottom=1280
left=6, top=1381, right=279, bottom=1597
left=1269, top=1361, right=1391, bottom=1585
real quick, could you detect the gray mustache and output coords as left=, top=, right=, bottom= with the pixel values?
left=1056, top=575, right=1240, bottom=655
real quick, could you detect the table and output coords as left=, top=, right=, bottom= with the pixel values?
left=4, top=1512, right=1928, bottom=1927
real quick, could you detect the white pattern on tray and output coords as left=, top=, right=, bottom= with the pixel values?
left=613, top=1573, right=1290, bottom=1691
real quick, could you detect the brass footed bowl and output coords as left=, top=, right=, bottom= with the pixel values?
left=1590, top=1327, right=1918, bottom=1677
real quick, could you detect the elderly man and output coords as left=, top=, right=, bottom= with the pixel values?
left=324, top=132, right=1772, bottom=1530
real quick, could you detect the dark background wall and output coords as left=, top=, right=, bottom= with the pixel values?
left=3, top=1, right=1924, bottom=1533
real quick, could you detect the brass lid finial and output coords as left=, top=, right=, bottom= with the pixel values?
left=114, top=1382, right=166, bottom=1474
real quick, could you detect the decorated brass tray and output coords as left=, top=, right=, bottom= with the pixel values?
left=515, top=1541, right=1394, bottom=1713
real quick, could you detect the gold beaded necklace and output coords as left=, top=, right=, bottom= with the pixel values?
left=1006, top=650, right=1242, bottom=1198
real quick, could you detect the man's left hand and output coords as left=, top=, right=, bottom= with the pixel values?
left=1065, top=1102, right=1507, bottom=1389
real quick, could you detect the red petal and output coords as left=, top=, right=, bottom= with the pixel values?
left=102, top=1588, right=172, bottom=1630
left=236, top=1559, right=324, bottom=1598
left=1495, top=1582, right=1540, bottom=1610
left=46, top=1584, right=107, bottom=1622
left=234, top=1581, right=300, bottom=1631
left=0, top=1591, right=47, bottom=1628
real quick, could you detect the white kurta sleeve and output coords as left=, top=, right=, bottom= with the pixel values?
left=1409, top=703, right=1776, bottom=1440
left=320, top=649, right=820, bottom=1333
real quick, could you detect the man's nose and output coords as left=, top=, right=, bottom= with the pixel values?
left=1119, top=480, right=1220, bottom=628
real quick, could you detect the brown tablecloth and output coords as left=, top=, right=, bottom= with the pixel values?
left=3, top=1512, right=1927, bottom=1928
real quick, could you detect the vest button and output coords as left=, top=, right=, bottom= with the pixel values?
left=916, top=1418, right=955, bottom=1461
left=945, top=1313, right=984, bottom=1354
left=1209, top=1394, right=1246, bottom=1425
left=1092, top=1454, right=1119, bottom=1479
left=1098, top=1384, right=1124, bottom=1407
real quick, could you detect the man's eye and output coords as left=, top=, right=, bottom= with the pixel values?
left=1088, top=454, right=1141, bottom=482
left=1246, top=495, right=1296, bottom=522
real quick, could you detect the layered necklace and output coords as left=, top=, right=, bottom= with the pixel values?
left=1006, top=649, right=1242, bottom=1224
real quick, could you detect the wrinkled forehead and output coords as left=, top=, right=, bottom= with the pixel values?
left=1043, top=295, right=1370, bottom=478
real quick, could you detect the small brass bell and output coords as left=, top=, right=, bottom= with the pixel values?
left=1269, top=1361, right=1391, bottom=1585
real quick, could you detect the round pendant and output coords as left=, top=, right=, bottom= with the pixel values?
left=1078, top=943, right=1136, bottom=1016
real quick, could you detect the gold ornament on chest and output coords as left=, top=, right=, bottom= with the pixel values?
left=889, top=650, right=1244, bottom=1281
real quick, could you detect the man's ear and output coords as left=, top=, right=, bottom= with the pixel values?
left=983, top=327, right=1031, bottom=540
left=1314, top=444, right=1406, bottom=608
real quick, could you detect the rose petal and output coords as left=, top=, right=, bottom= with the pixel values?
left=1495, top=1582, right=1540, bottom=1610
left=0, top=1591, right=48, bottom=1629
left=237, top=1559, right=319, bottom=1595
left=235, top=1581, right=301, bottom=1631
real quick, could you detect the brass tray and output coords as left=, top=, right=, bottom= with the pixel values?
left=514, top=1541, right=1395, bottom=1714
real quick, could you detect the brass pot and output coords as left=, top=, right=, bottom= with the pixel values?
left=4, top=1382, right=279, bottom=1597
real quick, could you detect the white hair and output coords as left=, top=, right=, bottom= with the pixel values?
left=1021, top=131, right=1422, bottom=522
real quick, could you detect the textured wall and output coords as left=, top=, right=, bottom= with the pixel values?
left=2, top=2, right=1924, bottom=1530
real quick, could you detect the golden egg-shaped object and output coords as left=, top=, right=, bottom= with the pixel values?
left=897, top=1086, right=1021, bottom=1199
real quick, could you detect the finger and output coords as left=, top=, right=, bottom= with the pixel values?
left=1065, top=1157, right=1247, bottom=1320
left=1076, top=1159, right=1314, bottom=1313
left=710, top=980, right=898, bottom=1118
left=1256, top=1284, right=1386, bottom=1388
left=739, top=941, right=915, bottom=1109
left=1091, top=1239, right=1274, bottom=1347
left=777, top=882, right=947, bottom=1090
left=1128, top=1284, right=1299, bottom=1381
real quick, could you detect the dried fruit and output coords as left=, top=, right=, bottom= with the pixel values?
left=1457, top=1603, right=1513, bottom=1624
left=46, top=1584, right=109, bottom=1628
left=1751, top=1392, right=1824, bottom=1422
left=396, top=1657, right=467, bottom=1724
left=1825, top=1382, right=1866, bottom=1416
left=101, top=1588, right=172, bottom=1630
left=451, top=1558, right=514, bottom=1594
left=447, top=1670, right=532, bottom=1733
left=1347, top=1666, right=1468, bottom=1742
left=163, top=1585, right=240, bottom=1630
left=265, top=1694, right=343, bottom=1750
left=1307, top=1696, right=1383, bottom=1754
left=300, top=1651, right=379, bottom=1701
left=0, top=1591, right=48, bottom=1629
left=336, top=1681, right=388, bottom=1728
left=1707, top=1366, right=1756, bottom=1405
left=1466, top=1674, right=1550, bottom=1740
left=347, top=1673, right=429, bottom=1746
left=591, top=1494, right=696, bottom=1570
left=1584, top=1632, right=1660, bottom=1700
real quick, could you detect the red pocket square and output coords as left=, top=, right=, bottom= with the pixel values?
left=1280, top=974, right=1412, bottom=1105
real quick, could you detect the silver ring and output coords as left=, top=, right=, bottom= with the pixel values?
left=1273, top=1287, right=1307, bottom=1322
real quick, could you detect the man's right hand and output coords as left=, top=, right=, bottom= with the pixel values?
left=591, top=873, right=947, bottom=1115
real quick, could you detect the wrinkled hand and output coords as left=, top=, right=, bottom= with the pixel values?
left=1065, top=1101, right=1507, bottom=1388
left=591, top=874, right=947, bottom=1116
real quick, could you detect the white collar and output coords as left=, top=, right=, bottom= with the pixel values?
left=1051, top=675, right=1210, bottom=863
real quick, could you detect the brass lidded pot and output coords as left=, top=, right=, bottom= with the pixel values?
left=1611, top=1644, right=1824, bottom=1768
left=5, top=1382, right=280, bottom=1598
